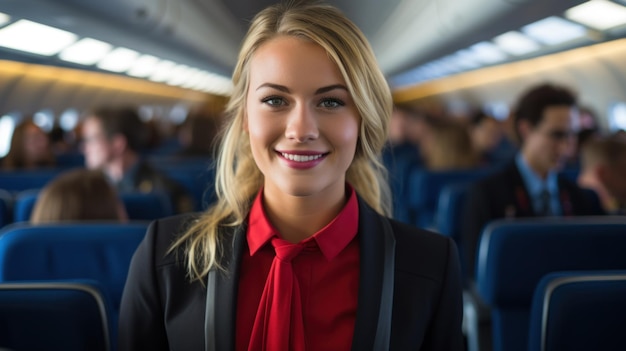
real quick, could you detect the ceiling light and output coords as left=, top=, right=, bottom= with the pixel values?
left=493, top=31, right=541, bottom=56
left=59, top=38, right=112, bottom=65
left=148, top=60, right=176, bottom=82
left=181, top=68, right=202, bottom=88
left=0, top=19, right=77, bottom=56
left=468, top=42, right=508, bottom=64
left=166, top=65, right=194, bottom=86
left=0, top=12, right=10, bottom=27
left=97, top=47, right=139, bottom=72
left=522, top=17, right=587, bottom=45
left=565, top=0, right=626, bottom=30
left=127, top=55, right=160, bottom=77
left=452, top=50, right=483, bottom=70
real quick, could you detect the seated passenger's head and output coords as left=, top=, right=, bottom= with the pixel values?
left=580, top=135, right=626, bottom=204
left=513, top=83, right=579, bottom=176
left=81, top=107, right=145, bottom=170
left=30, top=168, right=127, bottom=223
left=470, top=110, right=502, bottom=154
left=2, top=120, right=55, bottom=170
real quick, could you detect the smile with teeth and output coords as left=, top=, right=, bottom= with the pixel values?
left=280, top=152, right=325, bottom=162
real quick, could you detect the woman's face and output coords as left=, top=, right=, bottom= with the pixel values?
left=245, top=36, right=360, bottom=200
left=23, top=124, right=50, bottom=163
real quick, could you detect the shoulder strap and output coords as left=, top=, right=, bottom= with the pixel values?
left=373, top=217, right=396, bottom=350
left=205, top=269, right=217, bottom=351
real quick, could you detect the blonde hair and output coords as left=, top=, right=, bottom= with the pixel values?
left=171, top=0, right=393, bottom=281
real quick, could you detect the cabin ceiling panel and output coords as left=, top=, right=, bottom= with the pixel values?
left=0, top=0, right=593, bottom=78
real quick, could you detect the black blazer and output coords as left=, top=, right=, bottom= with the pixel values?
left=461, top=161, right=605, bottom=281
left=119, top=198, right=464, bottom=351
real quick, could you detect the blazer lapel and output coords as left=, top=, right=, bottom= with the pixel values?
left=206, top=224, right=246, bottom=351
left=351, top=199, right=395, bottom=351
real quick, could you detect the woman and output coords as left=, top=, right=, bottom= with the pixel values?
left=1, top=120, right=56, bottom=170
left=30, top=168, right=127, bottom=223
left=119, top=2, right=463, bottom=350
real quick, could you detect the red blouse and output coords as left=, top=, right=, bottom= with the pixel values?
left=236, top=187, right=360, bottom=351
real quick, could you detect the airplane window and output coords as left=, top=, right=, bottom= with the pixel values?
left=0, top=114, right=17, bottom=158
left=609, top=102, right=626, bottom=132
left=59, top=108, right=79, bottom=131
left=138, top=106, right=155, bottom=122
left=33, top=109, right=55, bottom=133
left=483, top=102, right=510, bottom=121
left=168, top=104, right=189, bottom=125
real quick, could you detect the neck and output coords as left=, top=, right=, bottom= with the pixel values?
left=521, top=150, right=550, bottom=180
left=262, top=183, right=347, bottom=243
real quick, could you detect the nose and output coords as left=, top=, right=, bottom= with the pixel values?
left=285, top=104, right=319, bottom=142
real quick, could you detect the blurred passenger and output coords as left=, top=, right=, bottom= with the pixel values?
left=1, top=120, right=56, bottom=170
left=421, top=118, right=479, bottom=171
left=461, top=83, right=604, bottom=280
left=383, top=105, right=423, bottom=165
left=578, top=135, right=626, bottom=214
left=570, top=106, right=601, bottom=168
left=80, top=106, right=194, bottom=213
left=30, top=168, right=127, bottom=223
left=469, top=110, right=504, bottom=165
left=388, top=105, right=410, bottom=145
left=48, top=125, right=73, bottom=154
left=176, top=112, right=221, bottom=157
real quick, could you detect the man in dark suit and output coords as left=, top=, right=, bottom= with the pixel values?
left=81, top=107, right=194, bottom=213
left=461, top=83, right=604, bottom=281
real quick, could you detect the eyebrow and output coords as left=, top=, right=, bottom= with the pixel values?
left=255, top=83, right=348, bottom=95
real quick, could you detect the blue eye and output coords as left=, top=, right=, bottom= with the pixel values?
left=319, top=98, right=345, bottom=109
left=262, top=96, right=285, bottom=106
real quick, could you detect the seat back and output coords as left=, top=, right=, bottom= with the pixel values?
left=119, top=191, right=174, bottom=220
left=475, top=217, right=626, bottom=351
left=0, top=222, right=147, bottom=314
left=13, top=190, right=173, bottom=222
left=528, top=271, right=626, bottom=351
left=435, top=183, right=473, bottom=280
left=151, top=158, right=216, bottom=211
left=0, top=189, right=12, bottom=229
left=13, top=188, right=38, bottom=222
left=407, top=168, right=490, bottom=228
left=0, top=280, right=112, bottom=351
left=0, top=169, right=63, bottom=192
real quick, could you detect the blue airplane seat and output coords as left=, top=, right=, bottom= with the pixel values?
left=13, top=189, right=174, bottom=222
left=0, top=279, right=113, bottom=351
left=407, top=168, right=491, bottom=228
left=471, top=217, right=626, bottom=351
left=0, top=189, right=12, bottom=228
left=0, top=222, right=148, bottom=319
left=435, top=183, right=473, bottom=281
left=119, top=191, right=174, bottom=220
left=0, top=169, right=63, bottom=192
left=55, top=152, right=85, bottom=168
left=528, top=270, right=626, bottom=351
left=13, top=189, right=38, bottom=222
left=151, top=159, right=216, bottom=211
